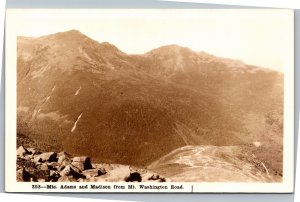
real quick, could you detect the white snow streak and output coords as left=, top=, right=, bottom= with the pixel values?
left=51, top=85, right=56, bottom=92
left=71, top=113, right=83, bottom=132
left=75, top=86, right=81, bottom=96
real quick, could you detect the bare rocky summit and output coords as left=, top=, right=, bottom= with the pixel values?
left=16, top=145, right=166, bottom=182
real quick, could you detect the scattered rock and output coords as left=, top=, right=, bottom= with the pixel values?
left=23, top=155, right=34, bottom=161
left=59, top=165, right=73, bottom=176
left=39, top=163, right=49, bottom=171
left=82, top=168, right=107, bottom=178
left=16, top=146, right=167, bottom=182
left=49, top=170, right=60, bottom=182
left=47, top=162, right=60, bottom=170
left=60, top=165, right=85, bottom=179
left=98, top=167, right=107, bottom=175
left=126, top=172, right=142, bottom=182
left=149, top=173, right=160, bottom=180
left=57, top=151, right=71, bottom=164
left=71, top=156, right=93, bottom=171
left=50, top=170, right=59, bottom=177
left=102, top=165, right=131, bottom=182
left=58, top=165, right=66, bottom=172
left=36, top=152, right=57, bottom=162
left=27, top=148, right=37, bottom=155
left=33, top=155, right=42, bottom=163
left=17, top=146, right=28, bottom=158
left=141, top=171, right=166, bottom=182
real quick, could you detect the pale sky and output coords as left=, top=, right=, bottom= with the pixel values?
left=8, top=9, right=293, bottom=72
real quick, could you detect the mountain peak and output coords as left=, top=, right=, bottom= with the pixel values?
left=145, top=44, right=192, bottom=57
left=41, top=29, right=88, bottom=40
left=151, top=44, right=189, bottom=52
left=63, top=29, right=82, bottom=34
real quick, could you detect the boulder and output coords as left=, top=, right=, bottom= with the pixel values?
left=47, top=162, right=60, bottom=170
left=23, top=155, right=34, bottom=161
left=59, top=165, right=73, bottom=176
left=34, top=152, right=57, bottom=163
left=62, top=159, right=72, bottom=166
left=49, top=170, right=60, bottom=182
left=141, top=172, right=166, bottom=182
left=149, top=173, right=160, bottom=180
left=101, top=165, right=131, bottom=182
left=58, top=165, right=66, bottom=172
left=82, top=168, right=107, bottom=178
left=27, top=148, right=37, bottom=155
left=16, top=146, right=28, bottom=158
left=71, top=156, right=93, bottom=171
left=98, top=167, right=107, bottom=175
left=39, top=163, right=49, bottom=171
left=57, top=151, right=71, bottom=164
left=33, top=155, right=41, bottom=163
left=60, top=165, right=85, bottom=179
left=50, top=170, right=59, bottom=177
left=126, top=172, right=142, bottom=182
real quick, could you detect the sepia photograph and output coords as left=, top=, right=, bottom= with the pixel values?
left=5, top=9, right=294, bottom=192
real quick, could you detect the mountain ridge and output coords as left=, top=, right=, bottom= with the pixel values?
left=18, top=30, right=282, bottom=74
left=17, top=30, right=283, bottom=175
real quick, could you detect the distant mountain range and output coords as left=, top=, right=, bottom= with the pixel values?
left=17, top=30, right=283, bottom=177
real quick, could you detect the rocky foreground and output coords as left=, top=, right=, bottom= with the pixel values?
left=16, top=146, right=166, bottom=182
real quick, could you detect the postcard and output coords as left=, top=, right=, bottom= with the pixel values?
left=5, top=9, right=294, bottom=192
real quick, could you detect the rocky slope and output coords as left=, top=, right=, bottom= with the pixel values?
left=17, top=30, right=283, bottom=178
left=16, top=145, right=166, bottom=182
left=149, top=145, right=281, bottom=182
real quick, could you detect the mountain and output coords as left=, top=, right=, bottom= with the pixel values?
left=17, top=30, right=283, bottom=177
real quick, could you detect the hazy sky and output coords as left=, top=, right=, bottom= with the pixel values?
left=9, top=9, right=293, bottom=72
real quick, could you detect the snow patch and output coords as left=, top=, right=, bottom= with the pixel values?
left=75, top=86, right=81, bottom=96
left=45, top=96, right=51, bottom=102
left=37, top=111, right=68, bottom=121
left=71, top=113, right=83, bottom=132
left=51, top=85, right=56, bottom=92
left=32, top=110, right=38, bottom=119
